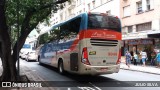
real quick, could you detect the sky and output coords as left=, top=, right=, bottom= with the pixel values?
left=28, top=29, right=39, bottom=38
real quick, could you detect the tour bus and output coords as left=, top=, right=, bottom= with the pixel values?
left=36, top=12, right=121, bottom=75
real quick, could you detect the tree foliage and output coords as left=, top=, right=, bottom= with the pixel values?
left=6, top=0, right=67, bottom=47
left=0, top=0, right=69, bottom=81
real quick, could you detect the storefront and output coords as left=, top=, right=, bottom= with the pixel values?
left=148, top=33, right=160, bottom=53
left=122, top=39, right=155, bottom=62
left=121, top=32, right=160, bottom=65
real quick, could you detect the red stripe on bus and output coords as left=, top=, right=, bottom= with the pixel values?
left=70, top=30, right=121, bottom=51
left=83, top=29, right=121, bottom=40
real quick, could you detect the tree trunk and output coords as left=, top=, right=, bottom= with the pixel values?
left=0, top=0, right=17, bottom=81
left=0, top=39, right=17, bottom=81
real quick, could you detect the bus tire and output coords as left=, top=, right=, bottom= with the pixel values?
left=38, top=56, right=42, bottom=65
left=58, top=60, right=64, bottom=74
left=27, top=58, right=29, bottom=62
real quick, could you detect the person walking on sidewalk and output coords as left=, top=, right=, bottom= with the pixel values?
left=155, top=50, right=160, bottom=68
left=140, top=50, right=147, bottom=67
left=133, top=52, right=138, bottom=65
left=130, top=51, right=134, bottom=63
left=151, top=51, right=156, bottom=66
left=125, top=51, right=132, bottom=68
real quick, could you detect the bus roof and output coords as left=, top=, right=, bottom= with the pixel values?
left=38, top=12, right=119, bottom=37
left=38, top=13, right=88, bottom=36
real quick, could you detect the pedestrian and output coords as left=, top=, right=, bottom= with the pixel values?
left=139, top=51, right=142, bottom=65
left=133, top=52, right=138, bottom=65
left=130, top=51, right=134, bottom=63
left=155, top=50, right=160, bottom=68
left=125, top=51, right=132, bottom=68
left=140, top=50, right=147, bottom=67
left=151, top=51, right=156, bottom=66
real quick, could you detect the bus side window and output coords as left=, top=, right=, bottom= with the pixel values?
left=60, top=17, right=81, bottom=42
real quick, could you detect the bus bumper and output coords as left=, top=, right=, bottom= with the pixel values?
left=79, top=64, right=120, bottom=75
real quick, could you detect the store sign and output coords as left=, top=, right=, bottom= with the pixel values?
left=155, top=39, right=160, bottom=43
left=128, top=39, right=153, bottom=45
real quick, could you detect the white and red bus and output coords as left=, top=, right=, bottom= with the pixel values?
left=36, top=12, right=121, bottom=75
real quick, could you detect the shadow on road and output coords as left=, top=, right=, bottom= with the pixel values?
left=38, top=63, right=132, bottom=87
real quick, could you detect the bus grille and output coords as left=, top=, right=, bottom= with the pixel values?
left=90, top=39, right=118, bottom=46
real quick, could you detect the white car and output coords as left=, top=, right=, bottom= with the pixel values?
left=20, top=44, right=32, bottom=60
left=20, top=52, right=28, bottom=60
left=26, top=51, right=37, bottom=62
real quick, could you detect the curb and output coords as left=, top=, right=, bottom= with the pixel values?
left=120, top=67, right=160, bottom=75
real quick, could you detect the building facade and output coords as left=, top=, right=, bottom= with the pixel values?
left=50, top=0, right=120, bottom=26
left=120, top=0, right=160, bottom=62
left=37, top=0, right=121, bottom=35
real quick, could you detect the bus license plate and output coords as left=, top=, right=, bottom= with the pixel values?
left=101, top=68, right=107, bottom=71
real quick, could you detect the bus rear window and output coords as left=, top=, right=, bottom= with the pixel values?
left=88, top=14, right=121, bottom=32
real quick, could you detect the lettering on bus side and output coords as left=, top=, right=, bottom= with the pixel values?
left=91, top=32, right=117, bottom=39
left=90, top=57, right=117, bottom=60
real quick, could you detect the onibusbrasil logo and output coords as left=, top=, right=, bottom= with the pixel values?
left=2, top=82, right=42, bottom=87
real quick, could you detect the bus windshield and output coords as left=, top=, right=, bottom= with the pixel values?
left=88, top=14, right=121, bottom=32
left=22, top=44, right=31, bottom=49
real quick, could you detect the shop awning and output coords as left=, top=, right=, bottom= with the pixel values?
left=148, top=33, right=160, bottom=38
left=122, top=34, right=148, bottom=40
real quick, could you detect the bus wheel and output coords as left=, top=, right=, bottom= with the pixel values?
left=38, top=56, right=42, bottom=65
left=58, top=60, right=64, bottom=74
left=27, top=58, right=29, bottom=62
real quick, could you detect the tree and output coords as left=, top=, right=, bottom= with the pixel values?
left=0, top=0, right=69, bottom=81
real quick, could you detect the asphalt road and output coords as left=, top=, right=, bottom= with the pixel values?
left=20, top=59, right=160, bottom=90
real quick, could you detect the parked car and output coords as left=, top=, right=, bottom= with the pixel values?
left=20, top=52, right=28, bottom=60
left=26, top=51, right=37, bottom=62
left=20, top=44, right=32, bottom=60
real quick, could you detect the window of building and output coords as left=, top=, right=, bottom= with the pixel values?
left=100, top=0, right=103, bottom=5
left=79, top=10, right=82, bottom=14
left=122, top=27, right=127, bottom=34
left=106, top=10, right=111, bottom=15
left=146, top=0, right=150, bottom=11
left=101, top=0, right=109, bottom=4
left=60, top=14, right=63, bottom=21
left=123, top=5, right=131, bottom=17
left=88, top=3, right=90, bottom=11
left=136, top=22, right=151, bottom=32
left=79, top=0, right=82, bottom=4
left=77, top=0, right=82, bottom=5
left=127, top=26, right=133, bottom=33
left=92, top=0, right=95, bottom=9
left=137, top=1, right=143, bottom=14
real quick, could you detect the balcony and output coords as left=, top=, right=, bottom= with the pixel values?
left=68, top=1, right=76, bottom=9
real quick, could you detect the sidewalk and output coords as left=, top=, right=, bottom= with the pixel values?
left=0, top=60, right=55, bottom=90
left=120, top=56, right=160, bottom=75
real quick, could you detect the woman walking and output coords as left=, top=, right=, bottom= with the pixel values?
left=140, top=50, right=147, bottom=67
left=151, top=51, right=156, bottom=66
left=155, top=50, right=160, bottom=68
left=133, top=52, right=138, bottom=65
left=125, top=51, right=132, bottom=68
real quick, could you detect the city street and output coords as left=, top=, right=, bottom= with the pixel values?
left=1, top=0, right=160, bottom=90
left=19, top=59, right=160, bottom=90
